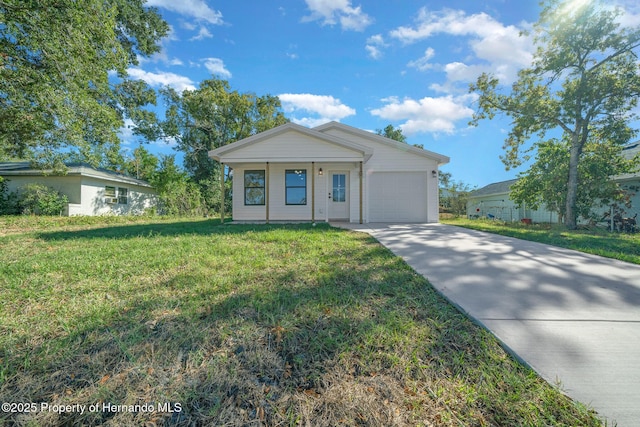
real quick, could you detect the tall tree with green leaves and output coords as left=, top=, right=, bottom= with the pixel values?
left=376, top=124, right=407, bottom=143
left=510, top=136, right=637, bottom=222
left=0, top=0, right=169, bottom=167
left=123, top=145, right=159, bottom=181
left=470, top=0, right=640, bottom=229
left=160, top=78, right=288, bottom=210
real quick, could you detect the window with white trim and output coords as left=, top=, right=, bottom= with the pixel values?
left=118, top=187, right=128, bottom=205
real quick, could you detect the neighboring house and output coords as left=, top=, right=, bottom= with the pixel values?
left=467, top=179, right=559, bottom=223
left=209, top=121, right=450, bottom=223
left=467, top=142, right=640, bottom=223
left=0, top=162, right=157, bottom=216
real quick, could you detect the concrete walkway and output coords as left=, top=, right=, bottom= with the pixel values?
left=333, top=222, right=640, bottom=427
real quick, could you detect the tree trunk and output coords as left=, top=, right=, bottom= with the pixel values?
left=565, top=139, right=582, bottom=229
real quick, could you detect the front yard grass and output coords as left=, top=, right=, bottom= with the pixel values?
left=0, top=216, right=602, bottom=426
left=442, top=217, right=640, bottom=265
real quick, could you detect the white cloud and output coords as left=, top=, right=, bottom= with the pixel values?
left=202, top=58, right=232, bottom=79
left=370, top=94, right=475, bottom=135
left=302, top=0, right=373, bottom=31
left=126, top=68, right=196, bottom=92
left=146, top=0, right=224, bottom=25
left=391, top=8, right=534, bottom=86
left=407, top=47, right=436, bottom=71
left=365, top=45, right=383, bottom=60
left=612, top=0, right=640, bottom=27
left=365, top=34, right=387, bottom=59
left=118, top=118, right=136, bottom=146
left=190, top=26, right=213, bottom=41
left=278, top=93, right=356, bottom=126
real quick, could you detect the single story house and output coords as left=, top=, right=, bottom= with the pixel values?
left=0, top=162, right=157, bottom=216
left=208, top=121, right=450, bottom=223
left=466, top=179, right=560, bottom=223
left=467, top=142, right=640, bottom=223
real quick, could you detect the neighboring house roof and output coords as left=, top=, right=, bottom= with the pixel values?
left=314, top=121, right=450, bottom=165
left=622, top=141, right=640, bottom=159
left=0, top=162, right=154, bottom=188
left=471, top=141, right=640, bottom=198
left=618, top=142, right=640, bottom=181
left=468, top=179, right=518, bottom=199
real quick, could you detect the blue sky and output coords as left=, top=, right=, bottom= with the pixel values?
left=124, top=0, right=640, bottom=189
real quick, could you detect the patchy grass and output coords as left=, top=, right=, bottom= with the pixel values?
left=442, top=217, right=640, bottom=265
left=0, top=217, right=602, bottom=426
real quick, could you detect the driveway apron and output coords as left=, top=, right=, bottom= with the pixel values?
left=334, top=222, right=640, bottom=427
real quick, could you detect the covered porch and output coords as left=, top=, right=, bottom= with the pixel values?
left=219, top=160, right=365, bottom=224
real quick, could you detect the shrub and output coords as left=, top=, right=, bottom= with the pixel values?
left=0, top=177, right=20, bottom=215
left=157, top=180, right=205, bottom=216
left=18, top=183, right=69, bottom=216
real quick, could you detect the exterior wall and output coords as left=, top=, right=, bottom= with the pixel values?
left=75, top=177, right=156, bottom=216
left=229, top=162, right=361, bottom=222
left=589, top=179, right=640, bottom=223
left=621, top=180, right=640, bottom=219
left=467, top=193, right=560, bottom=223
left=1, top=174, right=156, bottom=216
left=321, top=128, right=440, bottom=223
left=2, top=175, right=82, bottom=204
left=469, top=179, right=640, bottom=224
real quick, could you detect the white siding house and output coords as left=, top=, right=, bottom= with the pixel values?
left=0, top=162, right=157, bottom=216
left=209, top=122, right=450, bottom=223
left=466, top=179, right=560, bottom=223
left=467, top=142, right=640, bottom=224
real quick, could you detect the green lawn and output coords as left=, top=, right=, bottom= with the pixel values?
left=0, top=216, right=602, bottom=426
left=442, top=217, right=640, bottom=265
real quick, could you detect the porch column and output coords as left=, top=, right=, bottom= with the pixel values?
left=311, top=161, right=315, bottom=223
left=220, top=162, right=225, bottom=223
left=265, top=162, right=270, bottom=224
left=359, top=161, right=363, bottom=224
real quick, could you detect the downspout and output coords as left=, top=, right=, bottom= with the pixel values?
left=312, top=161, right=315, bottom=223
left=220, top=162, right=225, bottom=223
left=359, top=161, right=363, bottom=224
left=266, top=162, right=270, bottom=224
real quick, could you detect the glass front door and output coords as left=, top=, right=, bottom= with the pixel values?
left=329, top=172, right=349, bottom=220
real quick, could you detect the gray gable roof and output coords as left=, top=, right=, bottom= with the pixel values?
left=468, top=179, right=518, bottom=198
left=0, top=162, right=154, bottom=188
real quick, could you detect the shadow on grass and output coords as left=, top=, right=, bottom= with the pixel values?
left=2, top=224, right=602, bottom=426
left=34, top=219, right=336, bottom=241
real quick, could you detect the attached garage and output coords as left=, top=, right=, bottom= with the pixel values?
left=369, top=172, right=429, bottom=222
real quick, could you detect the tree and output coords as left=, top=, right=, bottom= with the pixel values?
left=0, top=0, right=169, bottom=166
left=151, top=155, right=205, bottom=216
left=376, top=124, right=426, bottom=148
left=510, top=136, right=637, bottom=222
left=438, top=172, right=475, bottom=217
left=17, top=183, right=69, bottom=215
left=123, top=145, right=159, bottom=181
left=376, top=124, right=407, bottom=143
left=160, top=78, right=288, bottom=210
left=470, top=0, right=640, bottom=229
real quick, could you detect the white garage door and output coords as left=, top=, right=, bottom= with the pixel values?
left=369, top=172, right=428, bottom=222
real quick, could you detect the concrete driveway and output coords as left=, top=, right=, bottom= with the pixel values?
left=333, top=222, right=640, bottom=427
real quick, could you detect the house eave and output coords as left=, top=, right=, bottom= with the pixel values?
left=313, top=121, right=450, bottom=165
left=0, top=162, right=154, bottom=189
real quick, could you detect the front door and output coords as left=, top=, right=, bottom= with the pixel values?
left=329, top=171, right=349, bottom=220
